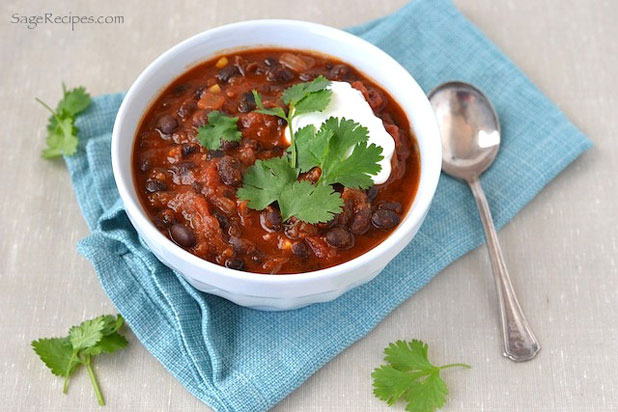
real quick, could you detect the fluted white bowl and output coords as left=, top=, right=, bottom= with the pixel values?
left=112, top=20, right=441, bottom=310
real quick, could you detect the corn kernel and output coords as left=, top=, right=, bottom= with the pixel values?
left=215, top=57, right=228, bottom=68
left=208, top=84, right=221, bottom=94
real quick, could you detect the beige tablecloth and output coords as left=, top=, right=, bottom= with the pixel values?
left=1, top=0, right=617, bottom=410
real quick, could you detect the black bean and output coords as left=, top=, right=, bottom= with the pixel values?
left=260, top=208, right=282, bottom=232
left=213, top=212, right=229, bottom=229
left=172, top=83, right=189, bottom=96
left=156, top=114, right=178, bottom=134
left=251, top=250, right=265, bottom=264
left=291, top=241, right=310, bottom=257
left=229, top=237, right=255, bottom=254
left=366, top=186, right=378, bottom=202
left=378, top=201, right=402, bottom=214
left=216, top=65, right=240, bottom=83
left=325, top=227, right=355, bottom=249
left=330, top=64, right=351, bottom=80
left=177, top=100, right=197, bottom=118
left=267, top=67, right=295, bottom=83
left=372, top=209, right=400, bottom=229
left=222, top=140, right=240, bottom=151
left=207, top=149, right=225, bottom=159
left=191, top=110, right=208, bottom=127
left=225, top=258, right=244, bottom=270
left=181, top=143, right=197, bottom=157
left=217, top=156, right=243, bottom=186
left=145, top=179, right=167, bottom=193
left=237, top=92, right=256, bottom=113
left=349, top=209, right=372, bottom=235
left=193, top=86, right=206, bottom=100
left=277, top=118, right=287, bottom=127
left=264, top=57, right=277, bottom=67
left=139, top=159, right=150, bottom=173
left=299, top=73, right=313, bottom=82
left=169, top=223, right=196, bottom=248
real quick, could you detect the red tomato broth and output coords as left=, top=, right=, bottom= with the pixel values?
left=132, top=48, right=420, bottom=274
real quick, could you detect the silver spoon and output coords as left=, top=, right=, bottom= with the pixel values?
left=428, top=81, right=540, bottom=362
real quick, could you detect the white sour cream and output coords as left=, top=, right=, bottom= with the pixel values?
left=284, top=81, right=395, bottom=184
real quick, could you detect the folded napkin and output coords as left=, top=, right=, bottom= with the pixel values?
left=66, top=0, right=591, bottom=410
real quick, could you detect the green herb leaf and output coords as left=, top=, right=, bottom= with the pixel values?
left=281, top=75, right=331, bottom=106
left=36, top=85, right=91, bottom=159
left=69, top=317, right=106, bottom=351
left=237, top=157, right=343, bottom=223
left=252, top=90, right=287, bottom=120
left=278, top=180, right=343, bottom=223
left=56, top=85, right=91, bottom=117
left=31, top=337, right=76, bottom=377
left=372, top=340, right=470, bottom=412
left=32, top=314, right=128, bottom=406
left=296, top=117, right=383, bottom=189
left=293, top=89, right=333, bottom=116
left=237, top=157, right=297, bottom=210
left=196, top=110, right=242, bottom=150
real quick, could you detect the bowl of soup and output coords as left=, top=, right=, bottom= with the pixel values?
left=112, top=19, right=441, bottom=310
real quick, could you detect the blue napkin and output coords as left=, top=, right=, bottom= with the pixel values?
left=66, top=0, right=591, bottom=410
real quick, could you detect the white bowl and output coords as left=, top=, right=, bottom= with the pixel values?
left=112, top=20, right=441, bottom=311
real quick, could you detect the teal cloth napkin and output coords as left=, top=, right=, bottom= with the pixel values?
left=66, top=0, right=591, bottom=410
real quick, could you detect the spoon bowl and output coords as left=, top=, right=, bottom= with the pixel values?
left=429, top=81, right=540, bottom=362
left=430, top=81, right=501, bottom=181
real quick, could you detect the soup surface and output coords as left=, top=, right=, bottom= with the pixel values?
left=133, top=48, right=420, bottom=274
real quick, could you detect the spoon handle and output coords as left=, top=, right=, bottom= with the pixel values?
left=467, top=178, right=541, bottom=362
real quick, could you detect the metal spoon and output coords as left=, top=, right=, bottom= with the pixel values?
left=428, top=81, right=540, bottom=362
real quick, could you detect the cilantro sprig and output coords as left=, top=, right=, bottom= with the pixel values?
left=36, top=84, right=91, bottom=158
left=372, top=340, right=470, bottom=412
left=296, top=118, right=383, bottom=190
left=32, top=314, right=128, bottom=406
left=240, top=77, right=383, bottom=223
left=252, top=75, right=332, bottom=168
left=196, top=110, right=242, bottom=150
left=237, top=157, right=344, bottom=223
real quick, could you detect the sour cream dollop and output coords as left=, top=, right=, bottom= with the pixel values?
left=284, top=81, right=395, bottom=185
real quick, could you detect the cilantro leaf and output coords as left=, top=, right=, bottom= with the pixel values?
left=196, top=110, right=242, bottom=150
left=237, top=157, right=297, bottom=210
left=36, top=85, right=91, bottom=159
left=278, top=180, right=344, bottom=223
left=69, top=316, right=106, bottom=351
left=84, top=333, right=129, bottom=356
left=56, top=85, right=91, bottom=117
left=293, top=89, right=332, bottom=116
left=31, top=337, right=76, bottom=377
left=252, top=90, right=287, bottom=119
left=295, top=124, right=329, bottom=173
left=32, top=314, right=128, bottom=406
left=295, top=117, right=383, bottom=189
left=372, top=340, right=470, bottom=412
left=41, top=116, right=79, bottom=158
left=236, top=157, right=343, bottom=223
left=281, top=75, right=330, bottom=106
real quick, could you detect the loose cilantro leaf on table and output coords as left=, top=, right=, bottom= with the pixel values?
left=196, top=110, right=242, bottom=150
left=36, top=84, right=91, bottom=158
left=32, top=314, right=128, bottom=406
left=372, top=340, right=470, bottom=412
left=237, top=157, right=343, bottom=223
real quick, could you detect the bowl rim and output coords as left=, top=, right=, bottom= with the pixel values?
left=111, top=19, right=441, bottom=285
